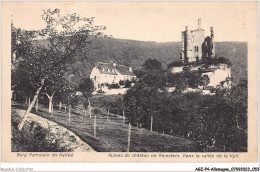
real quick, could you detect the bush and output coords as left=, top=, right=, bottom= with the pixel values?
left=108, top=83, right=120, bottom=89
left=11, top=112, right=71, bottom=152
left=168, top=61, right=183, bottom=68
left=204, top=57, right=232, bottom=67
left=119, top=80, right=126, bottom=86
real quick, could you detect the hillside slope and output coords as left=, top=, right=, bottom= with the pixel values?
left=41, top=38, right=247, bottom=85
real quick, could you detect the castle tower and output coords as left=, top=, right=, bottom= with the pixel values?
left=181, top=26, right=189, bottom=63
left=210, top=27, right=215, bottom=58
left=180, top=19, right=205, bottom=63
left=197, top=18, right=202, bottom=30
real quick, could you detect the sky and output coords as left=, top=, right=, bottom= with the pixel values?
left=9, top=1, right=257, bottom=42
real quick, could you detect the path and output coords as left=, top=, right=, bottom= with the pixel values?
left=13, top=109, right=95, bottom=152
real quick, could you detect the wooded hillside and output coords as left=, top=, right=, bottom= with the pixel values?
left=41, top=38, right=247, bottom=85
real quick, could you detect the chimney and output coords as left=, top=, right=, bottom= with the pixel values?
left=113, top=62, right=117, bottom=67
left=129, top=67, right=132, bottom=72
left=197, top=18, right=201, bottom=30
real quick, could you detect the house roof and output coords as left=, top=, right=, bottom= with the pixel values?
left=97, top=62, right=136, bottom=76
left=97, top=63, right=117, bottom=75
left=116, top=64, right=136, bottom=76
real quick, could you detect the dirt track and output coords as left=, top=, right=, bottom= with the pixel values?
left=13, top=109, right=95, bottom=152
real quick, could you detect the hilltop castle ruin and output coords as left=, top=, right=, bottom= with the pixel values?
left=181, top=18, right=215, bottom=63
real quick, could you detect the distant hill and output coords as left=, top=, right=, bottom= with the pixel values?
left=69, top=38, right=247, bottom=85
left=215, top=42, right=247, bottom=85
left=37, top=37, right=247, bottom=85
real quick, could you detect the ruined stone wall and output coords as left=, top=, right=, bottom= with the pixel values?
left=180, top=19, right=214, bottom=63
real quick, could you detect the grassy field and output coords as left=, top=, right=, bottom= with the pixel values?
left=12, top=96, right=198, bottom=152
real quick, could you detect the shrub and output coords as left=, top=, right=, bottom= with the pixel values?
left=119, top=80, right=126, bottom=86
left=204, top=57, right=232, bottom=67
left=108, top=83, right=120, bottom=89
left=124, top=80, right=132, bottom=88
left=11, top=112, right=71, bottom=152
left=168, top=61, right=183, bottom=68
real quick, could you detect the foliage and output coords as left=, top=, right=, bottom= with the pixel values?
left=167, top=71, right=207, bottom=90
left=78, top=78, right=94, bottom=108
left=107, top=83, right=120, bottom=89
left=136, top=58, right=166, bottom=89
left=124, top=80, right=133, bottom=88
left=124, top=78, right=248, bottom=152
left=204, top=57, right=232, bottom=67
left=142, top=58, right=162, bottom=71
left=12, top=8, right=107, bottom=113
left=61, top=83, right=80, bottom=108
left=78, top=78, right=94, bottom=95
left=12, top=113, right=71, bottom=152
left=118, top=80, right=136, bottom=88
left=119, top=80, right=125, bottom=86
left=168, top=61, right=183, bottom=68
left=133, top=69, right=147, bottom=79
left=142, top=72, right=166, bottom=88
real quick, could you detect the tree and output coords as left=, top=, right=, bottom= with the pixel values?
left=43, top=77, right=69, bottom=114
left=78, top=77, right=94, bottom=115
left=12, top=68, right=36, bottom=103
left=11, top=24, right=39, bottom=101
left=225, top=78, right=248, bottom=133
left=167, top=72, right=187, bottom=91
left=201, top=75, right=210, bottom=88
left=15, top=8, right=107, bottom=130
left=142, top=59, right=162, bottom=71
left=133, top=69, right=146, bottom=79
left=167, top=61, right=183, bottom=68
left=185, top=71, right=204, bottom=88
left=142, top=72, right=166, bottom=89
left=11, top=23, right=38, bottom=65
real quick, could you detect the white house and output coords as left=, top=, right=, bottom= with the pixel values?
left=169, top=63, right=231, bottom=90
left=200, top=63, right=231, bottom=89
left=90, top=62, right=137, bottom=91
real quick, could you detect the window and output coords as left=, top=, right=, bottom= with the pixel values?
left=194, top=46, right=199, bottom=52
left=94, top=76, right=96, bottom=81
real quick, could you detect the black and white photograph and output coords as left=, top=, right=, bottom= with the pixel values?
left=1, top=1, right=258, bottom=166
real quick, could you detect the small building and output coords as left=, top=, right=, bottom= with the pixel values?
left=90, top=62, right=137, bottom=91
